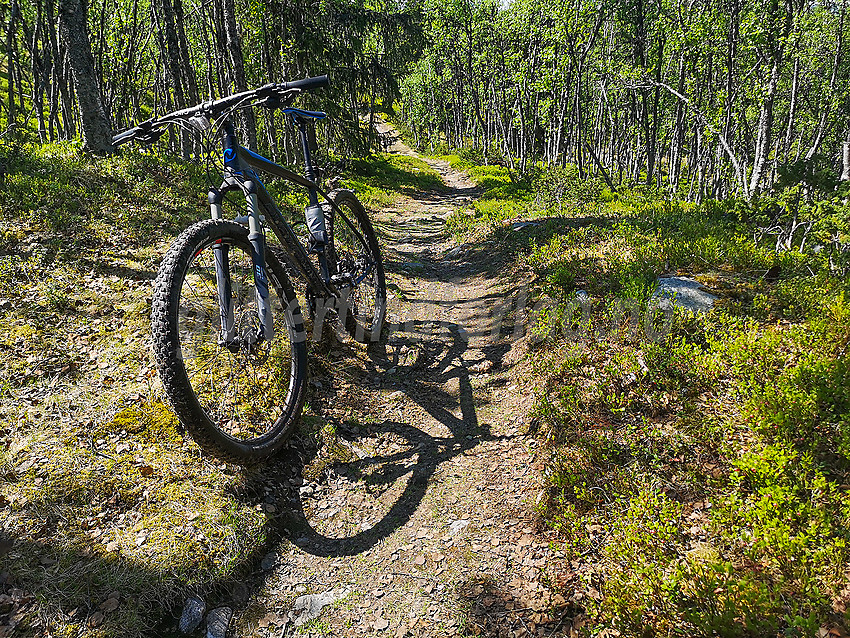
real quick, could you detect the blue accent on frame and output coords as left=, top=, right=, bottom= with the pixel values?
left=282, top=107, right=326, bottom=120
left=241, top=146, right=276, bottom=165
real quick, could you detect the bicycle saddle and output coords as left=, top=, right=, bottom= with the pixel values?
left=282, top=107, right=326, bottom=119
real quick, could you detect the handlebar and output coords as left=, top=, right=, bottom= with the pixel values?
left=281, top=75, right=329, bottom=92
left=112, top=74, right=330, bottom=147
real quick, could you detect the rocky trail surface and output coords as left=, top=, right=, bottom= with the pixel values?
left=220, top=127, right=574, bottom=637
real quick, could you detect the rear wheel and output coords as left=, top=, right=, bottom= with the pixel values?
left=325, top=189, right=386, bottom=343
left=151, top=219, right=307, bottom=462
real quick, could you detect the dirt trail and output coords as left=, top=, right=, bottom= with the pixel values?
left=235, top=126, right=568, bottom=637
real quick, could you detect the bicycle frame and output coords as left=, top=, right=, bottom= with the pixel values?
left=208, top=118, right=369, bottom=345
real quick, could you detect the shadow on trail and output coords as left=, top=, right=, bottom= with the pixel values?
left=237, top=320, right=517, bottom=560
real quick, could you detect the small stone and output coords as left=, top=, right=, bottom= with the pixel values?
left=292, top=589, right=348, bottom=626
left=449, top=519, right=469, bottom=535
left=99, top=597, right=119, bottom=613
left=260, top=552, right=278, bottom=571
left=179, top=596, right=205, bottom=634
left=205, top=606, right=232, bottom=638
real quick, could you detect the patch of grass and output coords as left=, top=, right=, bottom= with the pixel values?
left=341, top=153, right=442, bottom=209
left=438, top=155, right=536, bottom=242
left=3, top=399, right=268, bottom=637
left=0, top=142, right=207, bottom=244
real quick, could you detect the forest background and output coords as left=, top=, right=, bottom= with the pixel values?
left=2, top=0, right=849, bottom=200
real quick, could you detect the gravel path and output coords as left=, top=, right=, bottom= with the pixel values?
left=231, top=127, right=572, bottom=638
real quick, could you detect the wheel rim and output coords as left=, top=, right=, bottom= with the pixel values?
left=329, top=202, right=384, bottom=337
left=175, top=237, right=299, bottom=442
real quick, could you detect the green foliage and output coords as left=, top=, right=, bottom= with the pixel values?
left=525, top=170, right=850, bottom=634
left=341, top=153, right=443, bottom=208
left=0, top=141, right=207, bottom=243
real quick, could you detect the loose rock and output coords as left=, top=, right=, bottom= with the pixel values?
left=178, top=596, right=205, bottom=634
left=291, top=589, right=348, bottom=626
left=205, top=606, right=232, bottom=638
left=650, top=276, right=718, bottom=313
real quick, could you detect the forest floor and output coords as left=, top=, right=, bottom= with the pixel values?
left=229, top=126, right=575, bottom=636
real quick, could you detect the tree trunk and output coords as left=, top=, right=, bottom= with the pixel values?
left=221, top=0, right=257, bottom=148
left=805, top=8, right=842, bottom=161
left=782, top=56, right=799, bottom=163
left=6, top=0, right=17, bottom=127
left=58, top=0, right=114, bottom=152
left=748, top=55, right=780, bottom=196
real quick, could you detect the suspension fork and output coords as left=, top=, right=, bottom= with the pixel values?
left=209, top=122, right=275, bottom=345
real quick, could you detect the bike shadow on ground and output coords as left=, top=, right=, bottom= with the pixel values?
left=236, top=318, right=515, bottom=561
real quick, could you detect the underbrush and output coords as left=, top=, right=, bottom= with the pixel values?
left=440, top=155, right=535, bottom=239
left=0, top=141, right=417, bottom=637
left=522, top=180, right=850, bottom=634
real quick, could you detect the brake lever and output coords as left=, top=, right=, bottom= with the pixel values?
left=258, top=90, right=298, bottom=111
left=258, top=96, right=284, bottom=110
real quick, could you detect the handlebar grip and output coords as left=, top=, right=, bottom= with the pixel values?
left=283, top=75, right=329, bottom=92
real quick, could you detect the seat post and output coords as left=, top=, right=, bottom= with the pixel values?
left=295, top=116, right=330, bottom=282
left=297, top=118, right=319, bottom=204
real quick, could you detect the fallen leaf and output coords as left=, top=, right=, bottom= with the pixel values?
left=469, top=360, right=493, bottom=373
left=99, top=598, right=119, bottom=613
left=374, top=617, right=389, bottom=630
left=257, top=612, right=281, bottom=628
left=138, top=465, right=154, bottom=477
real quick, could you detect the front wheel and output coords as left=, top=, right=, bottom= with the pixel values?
left=325, top=189, right=386, bottom=343
left=151, top=219, right=307, bottom=462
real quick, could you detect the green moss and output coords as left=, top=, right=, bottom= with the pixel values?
left=98, top=402, right=181, bottom=444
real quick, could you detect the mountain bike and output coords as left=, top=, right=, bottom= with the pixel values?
left=112, top=75, right=386, bottom=462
